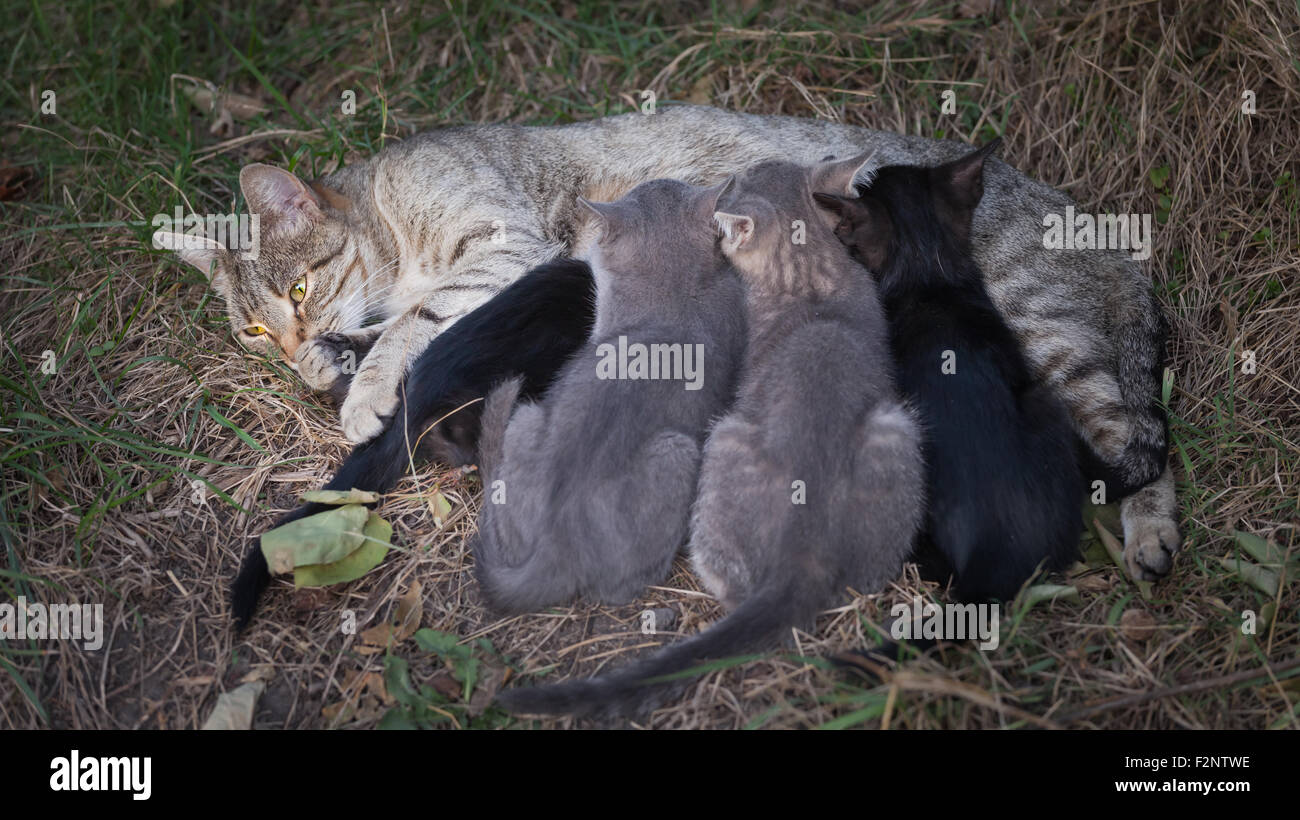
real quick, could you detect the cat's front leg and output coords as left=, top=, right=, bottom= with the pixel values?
left=339, top=307, right=443, bottom=443
left=339, top=232, right=560, bottom=443
left=295, top=324, right=385, bottom=400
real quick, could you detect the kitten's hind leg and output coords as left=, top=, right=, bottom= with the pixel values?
left=594, top=430, right=701, bottom=604
left=846, top=399, right=927, bottom=594
left=687, top=417, right=764, bottom=609
left=1119, top=466, right=1180, bottom=581
left=476, top=377, right=525, bottom=480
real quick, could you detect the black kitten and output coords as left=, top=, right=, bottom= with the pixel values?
left=230, top=258, right=595, bottom=629
left=815, top=140, right=1084, bottom=601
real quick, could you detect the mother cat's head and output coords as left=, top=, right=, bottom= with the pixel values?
left=155, top=165, right=373, bottom=361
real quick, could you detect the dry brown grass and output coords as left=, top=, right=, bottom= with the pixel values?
left=1, top=0, right=1297, bottom=729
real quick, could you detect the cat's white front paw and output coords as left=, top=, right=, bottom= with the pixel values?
left=339, top=363, right=400, bottom=443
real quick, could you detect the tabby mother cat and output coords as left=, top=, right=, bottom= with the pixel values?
left=158, top=104, right=1178, bottom=582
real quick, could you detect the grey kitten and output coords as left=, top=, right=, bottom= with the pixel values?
left=471, top=179, right=747, bottom=614
left=495, top=154, right=925, bottom=719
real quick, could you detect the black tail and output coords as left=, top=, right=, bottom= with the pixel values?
left=230, top=410, right=421, bottom=630
left=496, top=577, right=821, bottom=720
left=832, top=633, right=939, bottom=684
left=230, top=258, right=595, bottom=630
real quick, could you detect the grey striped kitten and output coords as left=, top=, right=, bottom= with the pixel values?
left=159, top=104, right=1177, bottom=582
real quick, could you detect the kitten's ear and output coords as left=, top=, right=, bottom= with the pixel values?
left=695, top=176, right=736, bottom=221
left=578, top=196, right=621, bottom=238
left=712, top=211, right=754, bottom=255
left=936, top=138, right=1001, bottom=213
left=812, top=191, right=855, bottom=222
left=239, top=164, right=324, bottom=234
left=153, top=229, right=231, bottom=286
left=812, top=150, right=875, bottom=196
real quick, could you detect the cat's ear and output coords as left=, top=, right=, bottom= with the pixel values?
left=695, top=176, right=735, bottom=221
left=310, top=181, right=352, bottom=212
left=936, top=138, right=1001, bottom=214
left=812, top=150, right=875, bottom=197
left=811, top=191, right=855, bottom=222
left=152, top=229, right=231, bottom=287
left=712, top=211, right=754, bottom=255
left=578, top=197, right=622, bottom=239
left=239, top=164, right=324, bottom=235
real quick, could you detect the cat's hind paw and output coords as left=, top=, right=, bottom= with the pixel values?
left=1123, top=514, right=1181, bottom=582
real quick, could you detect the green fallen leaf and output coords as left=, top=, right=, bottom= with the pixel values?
left=1090, top=516, right=1154, bottom=599
left=1233, top=530, right=1287, bottom=568
left=1021, top=584, right=1079, bottom=609
left=261, top=503, right=369, bottom=574
left=295, top=513, right=392, bottom=587
left=1220, top=554, right=1280, bottom=597
left=1260, top=601, right=1278, bottom=634
left=300, top=488, right=381, bottom=505
left=414, top=628, right=479, bottom=700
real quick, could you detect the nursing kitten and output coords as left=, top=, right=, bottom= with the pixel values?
left=471, top=178, right=746, bottom=613
left=815, top=141, right=1084, bottom=602
left=159, top=105, right=1175, bottom=581
left=495, top=155, right=925, bottom=719
left=230, top=258, right=595, bottom=629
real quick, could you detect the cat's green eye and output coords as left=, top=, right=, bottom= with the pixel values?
left=244, top=325, right=268, bottom=336
left=290, top=278, right=307, bottom=303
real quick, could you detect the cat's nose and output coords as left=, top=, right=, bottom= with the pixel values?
left=281, top=335, right=301, bottom=359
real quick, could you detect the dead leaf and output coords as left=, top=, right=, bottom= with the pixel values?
left=394, top=581, right=424, bottom=640
left=363, top=671, right=393, bottom=706
left=239, top=666, right=274, bottom=684
left=0, top=163, right=36, bottom=201
left=292, top=587, right=333, bottom=611
left=467, top=661, right=508, bottom=717
left=180, top=83, right=268, bottom=121
left=958, top=0, right=995, bottom=17
left=360, top=581, right=424, bottom=646
left=1070, top=573, right=1111, bottom=594
left=200, top=681, right=264, bottom=730
left=1118, top=609, right=1157, bottom=642
left=688, top=74, right=714, bottom=105
left=428, top=672, right=461, bottom=700
left=428, top=490, right=452, bottom=526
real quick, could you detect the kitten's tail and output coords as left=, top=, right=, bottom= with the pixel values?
left=473, top=376, right=591, bottom=614
left=495, top=574, right=823, bottom=720
left=474, top=376, right=523, bottom=481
